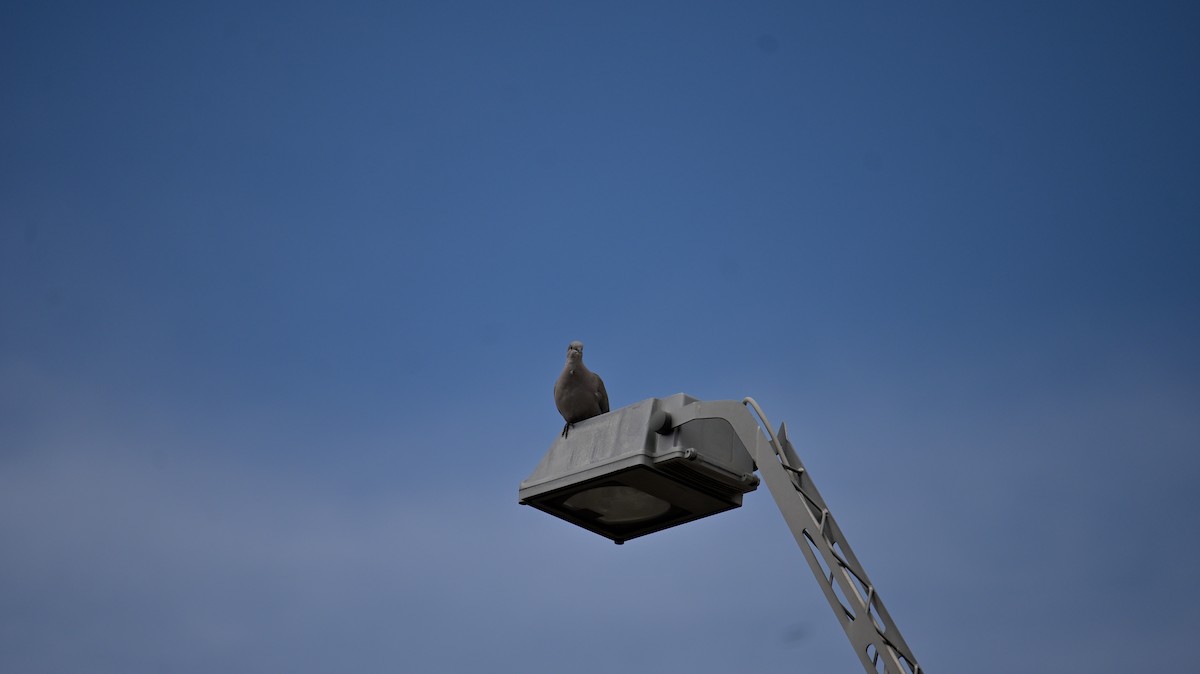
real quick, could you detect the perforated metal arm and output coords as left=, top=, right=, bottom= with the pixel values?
left=644, top=397, right=923, bottom=673
left=743, top=398, right=923, bottom=674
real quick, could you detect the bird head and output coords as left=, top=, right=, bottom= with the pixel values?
left=566, top=341, right=584, bottom=363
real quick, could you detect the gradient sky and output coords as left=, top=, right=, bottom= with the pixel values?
left=3, top=2, right=1198, bottom=672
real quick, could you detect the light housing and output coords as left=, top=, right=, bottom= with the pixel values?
left=519, top=393, right=759, bottom=544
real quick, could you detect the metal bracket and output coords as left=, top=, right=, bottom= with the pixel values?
left=742, top=398, right=923, bottom=674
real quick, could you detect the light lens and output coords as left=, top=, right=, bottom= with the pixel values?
left=563, top=485, right=671, bottom=524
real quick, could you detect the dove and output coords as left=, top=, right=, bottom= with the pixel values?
left=553, top=341, right=609, bottom=438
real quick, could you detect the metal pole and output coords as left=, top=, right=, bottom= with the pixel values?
left=665, top=398, right=923, bottom=673
left=744, top=398, right=923, bottom=674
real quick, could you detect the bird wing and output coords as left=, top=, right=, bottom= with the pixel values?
left=594, top=373, right=610, bottom=414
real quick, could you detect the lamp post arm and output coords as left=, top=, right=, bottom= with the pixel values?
left=657, top=397, right=923, bottom=673
left=741, top=398, right=923, bottom=674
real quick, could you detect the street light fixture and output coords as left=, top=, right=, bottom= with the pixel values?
left=519, top=394, right=924, bottom=674
left=519, top=393, right=759, bottom=544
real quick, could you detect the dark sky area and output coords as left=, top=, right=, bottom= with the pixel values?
left=2, top=2, right=1198, bottom=672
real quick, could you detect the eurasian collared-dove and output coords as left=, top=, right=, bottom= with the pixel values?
left=553, top=341, right=609, bottom=437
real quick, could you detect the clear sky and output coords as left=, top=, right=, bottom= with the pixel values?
left=2, top=1, right=1198, bottom=672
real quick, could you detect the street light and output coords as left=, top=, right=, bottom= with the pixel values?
left=519, top=394, right=924, bottom=674
left=519, top=393, right=759, bottom=544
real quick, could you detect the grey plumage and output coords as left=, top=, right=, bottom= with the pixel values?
left=553, top=340, right=609, bottom=437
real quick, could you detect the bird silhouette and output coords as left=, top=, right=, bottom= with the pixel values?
left=553, top=341, right=609, bottom=438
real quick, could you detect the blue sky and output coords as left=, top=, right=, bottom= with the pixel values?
left=2, top=1, right=1198, bottom=672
